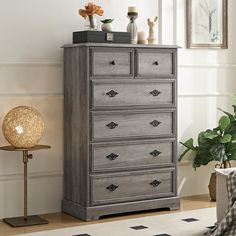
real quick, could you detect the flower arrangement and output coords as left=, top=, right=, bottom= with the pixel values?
left=79, top=2, right=104, bottom=18
left=79, top=2, right=104, bottom=30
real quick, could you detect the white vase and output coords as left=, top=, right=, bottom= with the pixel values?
left=101, top=23, right=113, bottom=32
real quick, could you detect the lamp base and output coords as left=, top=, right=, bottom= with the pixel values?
left=3, top=215, right=48, bottom=227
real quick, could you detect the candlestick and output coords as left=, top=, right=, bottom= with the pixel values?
left=127, top=7, right=138, bottom=44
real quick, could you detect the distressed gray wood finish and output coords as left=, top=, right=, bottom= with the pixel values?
left=91, top=169, right=175, bottom=205
left=92, top=79, right=175, bottom=108
left=92, top=109, right=175, bottom=140
left=136, top=49, right=177, bottom=77
left=63, top=43, right=180, bottom=221
left=91, top=139, right=175, bottom=172
left=63, top=46, right=89, bottom=206
left=90, top=47, right=134, bottom=78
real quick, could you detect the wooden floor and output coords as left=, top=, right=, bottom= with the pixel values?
left=0, top=195, right=216, bottom=236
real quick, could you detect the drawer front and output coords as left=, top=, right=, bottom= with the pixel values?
left=92, top=110, right=175, bottom=141
left=136, top=49, right=176, bottom=77
left=91, top=169, right=175, bottom=204
left=90, top=48, right=133, bottom=77
left=92, top=80, right=175, bottom=108
left=92, top=139, right=175, bottom=172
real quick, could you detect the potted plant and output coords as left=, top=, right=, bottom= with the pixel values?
left=101, top=19, right=114, bottom=32
left=179, top=96, right=236, bottom=200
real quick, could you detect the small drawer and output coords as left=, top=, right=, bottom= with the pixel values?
left=91, top=109, right=175, bottom=141
left=91, top=79, right=176, bottom=108
left=136, top=49, right=176, bottom=77
left=91, top=139, right=176, bottom=172
left=91, top=169, right=175, bottom=205
left=90, top=48, right=134, bottom=78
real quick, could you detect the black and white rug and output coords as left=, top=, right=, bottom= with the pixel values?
left=18, top=208, right=216, bottom=236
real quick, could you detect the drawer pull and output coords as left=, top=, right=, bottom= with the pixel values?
left=106, top=90, right=119, bottom=97
left=150, top=180, right=161, bottom=187
left=106, top=121, right=118, bottom=129
left=106, top=153, right=119, bottom=160
left=150, top=150, right=162, bottom=157
left=153, top=61, right=159, bottom=66
left=106, top=184, right=118, bottom=192
left=150, top=89, right=161, bottom=96
left=110, top=60, right=116, bottom=65
left=150, top=120, right=161, bottom=127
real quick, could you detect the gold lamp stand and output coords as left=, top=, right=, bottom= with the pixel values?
left=0, top=145, right=51, bottom=227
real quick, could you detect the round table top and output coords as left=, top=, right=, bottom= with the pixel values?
left=0, top=145, right=51, bottom=152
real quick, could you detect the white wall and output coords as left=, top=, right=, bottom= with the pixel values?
left=0, top=0, right=235, bottom=218
left=0, top=0, right=158, bottom=218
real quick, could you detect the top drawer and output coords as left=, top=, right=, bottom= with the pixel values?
left=136, top=49, right=176, bottom=78
left=90, top=48, right=134, bottom=78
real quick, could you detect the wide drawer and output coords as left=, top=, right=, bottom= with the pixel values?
left=91, top=109, right=175, bottom=141
left=91, top=169, right=175, bottom=205
left=136, top=49, right=176, bottom=77
left=90, top=47, right=134, bottom=77
left=91, top=139, right=176, bottom=172
left=91, top=79, right=176, bottom=108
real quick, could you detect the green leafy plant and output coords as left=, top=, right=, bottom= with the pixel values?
left=179, top=95, right=236, bottom=169
left=101, top=18, right=114, bottom=23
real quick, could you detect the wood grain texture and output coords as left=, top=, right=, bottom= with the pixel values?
left=63, top=44, right=179, bottom=221
left=90, top=47, right=134, bottom=78
left=136, top=48, right=177, bottom=78
left=92, top=79, right=175, bottom=108
left=92, top=109, right=175, bottom=141
left=91, top=168, right=175, bottom=205
left=91, top=139, right=176, bottom=172
left=63, top=46, right=90, bottom=205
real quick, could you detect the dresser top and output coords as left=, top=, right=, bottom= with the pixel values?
left=62, top=43, right=180, bottom=49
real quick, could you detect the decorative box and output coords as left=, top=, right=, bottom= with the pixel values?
left=73, top=31, right=131, bottom=44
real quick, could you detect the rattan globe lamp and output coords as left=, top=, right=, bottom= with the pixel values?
left=2, top=106, right=45, bottom=148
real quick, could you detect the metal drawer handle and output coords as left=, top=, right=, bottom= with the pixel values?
left=153, top=61, right=159, bottom=66
left=106, top=90, right=119, bottom=97
left=110, top=60, right=116, bottom=65
left=150, top=89, right=161, bottom=97
left=150, top=150, right=162, bottom=157
left=150, top=120, right=161, bottom=127
left=106, top=184, right=118, bottom=192
left=150, top=180, right=161, bottom=187
left=106, top=153, right=119, bottom=160
left=106, top=121, right=118, bottom=129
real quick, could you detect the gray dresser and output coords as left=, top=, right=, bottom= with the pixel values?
left=62, top=43, right=180, bottom=221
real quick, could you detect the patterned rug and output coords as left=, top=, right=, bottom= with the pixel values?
left=17, top=208, right=216, bottom=236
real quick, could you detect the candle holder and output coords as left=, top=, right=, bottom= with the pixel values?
left=127, top=12, right=138, bottom=44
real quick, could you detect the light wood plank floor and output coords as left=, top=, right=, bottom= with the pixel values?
left=0, top=195, right=216, bottom=236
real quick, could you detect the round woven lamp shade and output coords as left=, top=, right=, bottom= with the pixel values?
left=2, top=106, right=45, bottom=148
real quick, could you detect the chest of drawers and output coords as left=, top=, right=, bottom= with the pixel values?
left=62, top=43, right=180, bottom=221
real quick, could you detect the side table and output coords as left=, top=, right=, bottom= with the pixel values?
left=0, top=145, right=51, bottom=227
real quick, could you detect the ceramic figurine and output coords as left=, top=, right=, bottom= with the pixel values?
left=147, top=16, right=158, bottom=44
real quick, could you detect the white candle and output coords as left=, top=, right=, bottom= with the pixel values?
left=128, top=6, right=138, bottom=13
left=137, top=31, right=147, bottom=44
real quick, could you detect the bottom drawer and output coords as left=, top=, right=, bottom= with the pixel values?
left=91, top=169, right=175, bottom=205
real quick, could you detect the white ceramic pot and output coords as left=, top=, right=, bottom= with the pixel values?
left=101, top=23, right=113, bottom=32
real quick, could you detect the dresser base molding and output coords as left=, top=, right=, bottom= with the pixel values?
left=62, top=197, right=180, bottom=221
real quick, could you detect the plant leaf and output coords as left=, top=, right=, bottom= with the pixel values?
left=180, top=138, right=195, bottom=150
left=230, top=94, right=236, bottom=106
left=178, top=148, right=191, bottom=162
left=219, top=116, right=230, bottom=132
left=218, top=108, right=235, bottom=122
left=219, top=134, right=232, bottom=143
left=203, top=130, right=219, bottom=139
left=209, top=144, right=228, bottom=162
